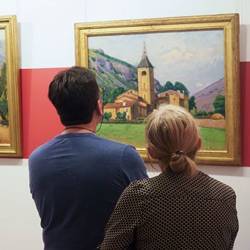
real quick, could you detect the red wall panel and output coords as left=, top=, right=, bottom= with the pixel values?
left=240, top=62, right=250, bottom=165
left=21, top=63, right=250, bottom=165
left=21, top=68, right=65, bottom=158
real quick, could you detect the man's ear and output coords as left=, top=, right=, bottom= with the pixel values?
left=97, top=99, right=103, bottom=116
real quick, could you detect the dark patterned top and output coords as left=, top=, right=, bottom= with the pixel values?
left=101, top=171, right=238, bottom=250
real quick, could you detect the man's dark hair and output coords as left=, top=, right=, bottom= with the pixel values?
left=48, top=66, right=99, bottom=126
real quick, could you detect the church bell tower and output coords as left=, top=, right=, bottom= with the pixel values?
left=137, top=43, right=155, bottom=106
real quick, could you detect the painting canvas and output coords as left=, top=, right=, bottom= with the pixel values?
left=0, top=16, right=21, bottom=157
left=0, top=29, right=9, bottom=144
left=75, top=14, right=240, bottom=165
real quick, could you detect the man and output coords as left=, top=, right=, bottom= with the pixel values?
left=29, top=66, right=148, bottom=250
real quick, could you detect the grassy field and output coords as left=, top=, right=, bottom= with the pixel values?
left=200, top=127, right=226, bottom=150
left=97, top=123, right=225, bottom=150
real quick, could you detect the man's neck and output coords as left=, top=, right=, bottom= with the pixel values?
left=62, top=112, right=102, bottom=135
left=62, top=122, right=97, bottom=134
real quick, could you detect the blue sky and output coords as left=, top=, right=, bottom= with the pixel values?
left=88, top=30, right=224, bottom=95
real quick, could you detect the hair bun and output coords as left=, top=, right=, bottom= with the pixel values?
left=169, top=151, right=186, bottom=173
left=145, top=105, right=199, bottom=176
left=170, top=150, right=185, bottom=161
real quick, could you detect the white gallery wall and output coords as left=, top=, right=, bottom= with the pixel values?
left=0, top=1, right=250, bottom=249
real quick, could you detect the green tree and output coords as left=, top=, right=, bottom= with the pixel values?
left=174, top=81, right=189, bottom=96
left=102, top=87, right=126, bottom=104
left=121, top=112, right=127, bottom=121
left=103, top=112, right=112, bottom=122
left=213, top=95, right=225, bottom=116
left=189, top=96, right=197, bottom=111
left=116, top=112, right=127, bottom=121
left=116, top=112, right=122, bottom=121
left=164, top=81, right=175, bottom=90
left=159, top=81, right=190, bottom=96
left=159, top=81, right=175, bottom=93
left=110, top=87, right=125, bottom=102
left=101, top=87, right=108, bottom=104
left=0, top=63, right=6, bottom=96
left=0, top=63, right=8, bottom=124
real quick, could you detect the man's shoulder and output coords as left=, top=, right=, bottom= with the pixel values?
left=30, top=134, right=138, bottom=161
left=95, top=135, right=129, bottom=151
left=29, top=138, right=57, bottom=162
left=94, top=136, right=140, bottom=160
left=94, top=136, right=147, bottom=179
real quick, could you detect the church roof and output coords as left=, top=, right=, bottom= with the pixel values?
left=105, top=88, right=149, bottom=109
left=116, top=90, right=139, bottom=101
left=104, top=103, right=123, bottom=109
left=157, top=90, right=185, bottom=99
left=137, top=43, right=154, bottom=68
left=137, top=55, right=154, bottom=68
left=104, top=100, right=136, bottom=109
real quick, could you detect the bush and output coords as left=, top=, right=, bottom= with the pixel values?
left=195, top=110, right=209, bottom=118
left=103, top=119, right=145, bottom=124
left=116, top=112, right=127, bottom=121
left=103, top=112, right=112, bottom=122
left=213, top=95, right=225, bottom=116
left=210, top=113, right=225, bottom=120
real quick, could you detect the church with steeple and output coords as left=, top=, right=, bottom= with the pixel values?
left=137, top=43, right=155, bottom=108
left=104, top=43, right=156, bottom=120
left=103, top=42, right=189, bottom=120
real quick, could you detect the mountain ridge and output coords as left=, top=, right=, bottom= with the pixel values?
left=89, top=49, right=161, bottom=92
left=193, top=78, right=224, bottom=112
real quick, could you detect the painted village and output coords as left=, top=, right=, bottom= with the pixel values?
left=89, top=43, right=226, bottom=150
left=104, top=45, right=189, bottom=120
left=101, top=45, right=224, bottom=123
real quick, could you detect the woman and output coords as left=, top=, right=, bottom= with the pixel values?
left=101, top=105, right=238, bottom=250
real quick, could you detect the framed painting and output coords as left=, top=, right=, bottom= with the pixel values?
left=75, top=14, right=240, bottom=165
left=0, top=16, right=21, bottom=157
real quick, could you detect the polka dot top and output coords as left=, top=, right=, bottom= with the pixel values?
left=101, top=170, right=238, bottom=250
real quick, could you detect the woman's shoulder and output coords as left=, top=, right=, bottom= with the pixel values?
left=196, top=171, right=236, bottom=202
left=124, top=173, right=167, bottom=200
left=124, top=171, right=236, bottom=205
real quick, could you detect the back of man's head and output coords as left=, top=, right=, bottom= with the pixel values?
left=48, top=66, right=99, bottom=126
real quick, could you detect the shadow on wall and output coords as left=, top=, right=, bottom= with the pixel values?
left=0, top=159, right=25, bottom=166
left=146, top=163, right=249, bottom=178
left=199, top=165, right=248, bottom=177
left=240, top=24, right=247, bottom=61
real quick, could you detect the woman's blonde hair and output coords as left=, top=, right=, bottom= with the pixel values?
left=145, top=105, right=200, bottom=175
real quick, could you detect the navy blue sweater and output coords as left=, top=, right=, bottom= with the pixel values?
left=29, top=133, right=148, bottom=250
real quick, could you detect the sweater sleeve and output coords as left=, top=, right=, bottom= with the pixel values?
left=120, top=145, right=148, bottom=184
left=229, top=193, right=239, bottom=249
left=100, top=181, right=145, bottom=250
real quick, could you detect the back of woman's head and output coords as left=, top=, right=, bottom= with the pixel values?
left=145, top=105, right=201, bottom=176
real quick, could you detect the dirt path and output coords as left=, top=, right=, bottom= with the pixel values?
left=195, top=119, right=225, bottom=129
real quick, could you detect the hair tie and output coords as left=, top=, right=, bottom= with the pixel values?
left=175, top=150, right=184, bottom=155
left=171, top=150, right=185, bottom=160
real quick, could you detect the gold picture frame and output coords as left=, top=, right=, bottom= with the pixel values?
left=0, top=16, right=21, bottom=157
left=75, top=14, right=240, bottom=165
